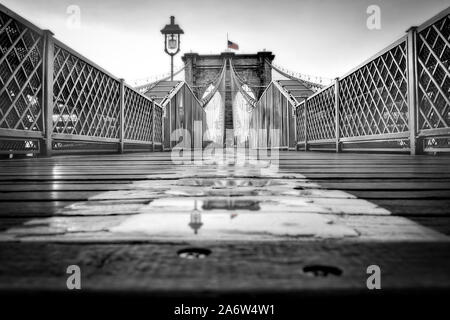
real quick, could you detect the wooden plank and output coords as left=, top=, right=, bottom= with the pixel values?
left=370, top=199, right=450, bottom=216
left=0, top=183, right=134, bottom=192
left=348, top=190, right=450, bottom=199
left=0, top=242, right=449, bottom=292
left=408, top=217, right=450, bottom=235
left=1, top=173, right=450, bottom=181
left=0, top=201, right=74, bottom=217
left=0, top=150, right=449, bottom=297
left=0, top=191, right=98, bottom=201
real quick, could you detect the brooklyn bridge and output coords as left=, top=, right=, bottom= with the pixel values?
left=0, top=2, right=449, bottom=316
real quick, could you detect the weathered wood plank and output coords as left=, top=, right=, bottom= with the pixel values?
left=0, top=201, right=74, bottom=217
left=0, top=242, right=449, bottom=290
left=0, top=150, right=449, bottom=295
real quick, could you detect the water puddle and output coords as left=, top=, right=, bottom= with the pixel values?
left=177, top=178, right=283, bottom=188
left=303, top=265, right=343, bottom=277
left=177, top=248, right=211, bottom=259
left=109, top=212, right=359, bottom=240
left=202, top=199, right=260, bottom=211
left=0, top=154, right=413, bottom=243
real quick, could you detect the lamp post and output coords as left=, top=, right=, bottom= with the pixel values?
left=188, top=200, right=203, bottom=235
left=161, top=16, right=184, bottom=81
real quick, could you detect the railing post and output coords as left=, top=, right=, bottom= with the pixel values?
left=304, top=98, right=308, bottom=151
left=285, top=98, right=289, bottom=150
left=165, top=100, right=169, bottom=150
left=151, top=100, right=155, bottom=152
left=191, top=95, right=195, bottom=150
left=265, top=92, right=269, bottom=148
left=293, top=105, right=298, bottom=151
left=256, top=108, right=260, bottom=148
left=161, top=105, right=165, bottom=151
left=119, top=79, right=125, bottom=154
left=406, top=26, right=422, bottom=155
left=168, top=98, right=177, bottom=150
left=41, top=30, right=54, bottom=157
left=334, top=77, right=341, bottom=153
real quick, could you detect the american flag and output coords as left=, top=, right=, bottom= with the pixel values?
left=227, top=40, right=239, bottom=50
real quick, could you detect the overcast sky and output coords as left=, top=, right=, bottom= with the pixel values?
left=2, top=0, right=448, bottom=84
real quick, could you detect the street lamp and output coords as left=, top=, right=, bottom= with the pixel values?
left=188, top=200, right=203, bottom=235
left=161, top=16, right=184, bottom=81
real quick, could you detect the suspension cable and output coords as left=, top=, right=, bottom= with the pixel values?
left=134, top=65, right=186, bottom=94
left=229, top=62, right=265, bottom=88
left=199, top=60, right=227, bottom=108
left=265, top=59, right=327, bottom=92
left=229, top=59, right=257, bottom=109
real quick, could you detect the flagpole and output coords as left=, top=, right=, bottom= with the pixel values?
left=226, top=33, right=229, bottom=52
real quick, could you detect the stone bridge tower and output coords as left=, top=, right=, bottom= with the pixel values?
left=182, top=51, right=275, bottom=145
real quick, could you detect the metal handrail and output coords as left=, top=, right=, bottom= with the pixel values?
left=267, top=60, right=326, bottom=91
left=134, top=65, right=186, bottom=93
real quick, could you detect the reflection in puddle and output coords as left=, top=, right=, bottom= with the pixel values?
left=1, top=157, right=399, bottom=243
left=189, top=201, right=203, bottom=234
left=110, top=212, right=359, bottom=240
left=303, top=265, right=343, bottom=277
left=177, top=178, right=284, bottom=188
left=178, top=248, right=211, bottom=259
left=202, top=199, right=260, bottom=211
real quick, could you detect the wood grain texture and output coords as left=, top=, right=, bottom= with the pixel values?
left=0, top=151, right=449, bottom=294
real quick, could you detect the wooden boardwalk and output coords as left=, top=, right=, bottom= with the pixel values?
left=0, top=151, right=449, bottom=313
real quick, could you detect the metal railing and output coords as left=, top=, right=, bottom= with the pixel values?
left=160, top=82, right=207, bottom=150
left=416, top=9, right=450, bottom=152
left=267, top=60, right=328, bottom=92
left=133, top=65, right=185, bottom=94
left=294, top=7, right=449, bottom=154
left=249, top=81, right=297, bottom=150
left=2, top=4, right=447, bottom=155
left=302, top=84, right=336, bottom=148
left=0, top=4, right=163, bottom=155
left=0, top=5, right=44, bottom=154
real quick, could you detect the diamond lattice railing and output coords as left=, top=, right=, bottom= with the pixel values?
left=154, top=105, right=163, bottom=143
left=52, top=45, right=120, bottom=139
left=0, top=138, right=39, bottom=152
left=296, top=102, right=305, bottom=142
left=248, top=83, right=296, bottom=148
left=124, top=87, right=153, bottom=142
left=417, top=13, right=450, bottom=132
left=306, top=85, right=335, bottom=141
left=0, top=10, right=43, bottom=132
left=338, top=41, right=409, bottom=138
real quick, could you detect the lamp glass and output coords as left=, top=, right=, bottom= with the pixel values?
left=168, top=35, right=177, bottom=50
